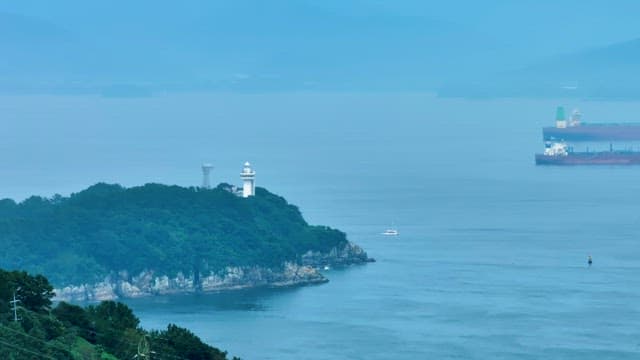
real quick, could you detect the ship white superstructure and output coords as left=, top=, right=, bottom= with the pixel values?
left=543, top=141, right=568, bottom=156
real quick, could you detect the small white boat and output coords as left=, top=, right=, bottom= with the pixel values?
left=381, top=229, right=399, bottom=236
left=323, top=265, right=330, bottom=270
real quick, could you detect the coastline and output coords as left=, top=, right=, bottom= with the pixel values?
left=54, top=242, right=374, bottom=302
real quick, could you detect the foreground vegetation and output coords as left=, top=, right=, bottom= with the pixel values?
left=0, top=268, right=236, bottom=360
left=0, top=183, right=348, bottom=285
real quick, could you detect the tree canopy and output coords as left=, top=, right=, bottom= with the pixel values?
left=0, top=269, right=54, bottom=313
left=0, top=268, right=234, bottom=360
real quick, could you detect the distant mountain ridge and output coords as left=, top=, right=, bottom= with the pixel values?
left=3, top=3, right=639, bottom=98
left=0, top=6, right=492, bottom=94
left=439, top=38, right=640, bottom=99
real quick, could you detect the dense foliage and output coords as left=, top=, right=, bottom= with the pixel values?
left=0, top=183, right=348, bottom=285
left=0, top=268, right=234, bottom=360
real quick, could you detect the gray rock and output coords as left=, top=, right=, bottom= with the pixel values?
left=53, top=242, right=372, bottom=302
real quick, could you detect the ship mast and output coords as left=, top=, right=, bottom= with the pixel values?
left=569, top=108, right=582, bottom=127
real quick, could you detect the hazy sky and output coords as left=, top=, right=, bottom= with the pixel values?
left=3, top=1, right=638, bottom=48
left=2, top=1, right=640, bottom=201
left=1, top=1, right=639, bottom=93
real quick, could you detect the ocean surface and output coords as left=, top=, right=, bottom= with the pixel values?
left=3, top=93, right=640, bottom=359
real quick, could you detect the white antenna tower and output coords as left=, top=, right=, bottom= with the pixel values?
left=201, top=163, right=213, bottom=189
left=10, top=289, right=20, bottom=322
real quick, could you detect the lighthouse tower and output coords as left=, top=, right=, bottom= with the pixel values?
left=240, top=161, right=256, bottom=197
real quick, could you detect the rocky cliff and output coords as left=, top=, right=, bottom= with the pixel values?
left=301, top=241, right=373, bottom=267
left=54, top=242, right=374, bottom=301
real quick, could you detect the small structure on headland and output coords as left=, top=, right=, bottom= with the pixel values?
left=199, top=161, right=256, bottom=197
left=201, top=163, right=213, bottom=189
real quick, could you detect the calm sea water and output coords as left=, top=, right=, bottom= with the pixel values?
left=3, top=93, right=640, bottom=359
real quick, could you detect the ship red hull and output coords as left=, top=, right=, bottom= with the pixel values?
left=535, top=152, right=640, bottom=165
left=543, top=124, right=640, bottom=141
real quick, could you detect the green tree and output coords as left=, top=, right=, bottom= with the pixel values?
left=0, top=268, right=235, bottom=360
left=86, top=301, right=140, bottom=358
left=52, top=301, right=95, bottom=342
left=0, top=269, right=54, bottom=313
left=150, top=324, right=229, bottom=360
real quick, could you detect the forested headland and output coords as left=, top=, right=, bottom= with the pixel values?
left=0, top=183, right=354, bottom=288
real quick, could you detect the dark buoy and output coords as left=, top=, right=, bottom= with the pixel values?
left=588, top=255, right=593, bottom=267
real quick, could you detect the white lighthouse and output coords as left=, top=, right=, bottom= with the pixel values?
left=240, top=161, right=256, bottom=197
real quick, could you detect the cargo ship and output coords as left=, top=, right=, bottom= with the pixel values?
left=543, top=107, right=640, bottom=141
left=535, top=141, right=640, bottom=165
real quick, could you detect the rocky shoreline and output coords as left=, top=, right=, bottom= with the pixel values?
left=54, top=242, right=374, bottom=302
